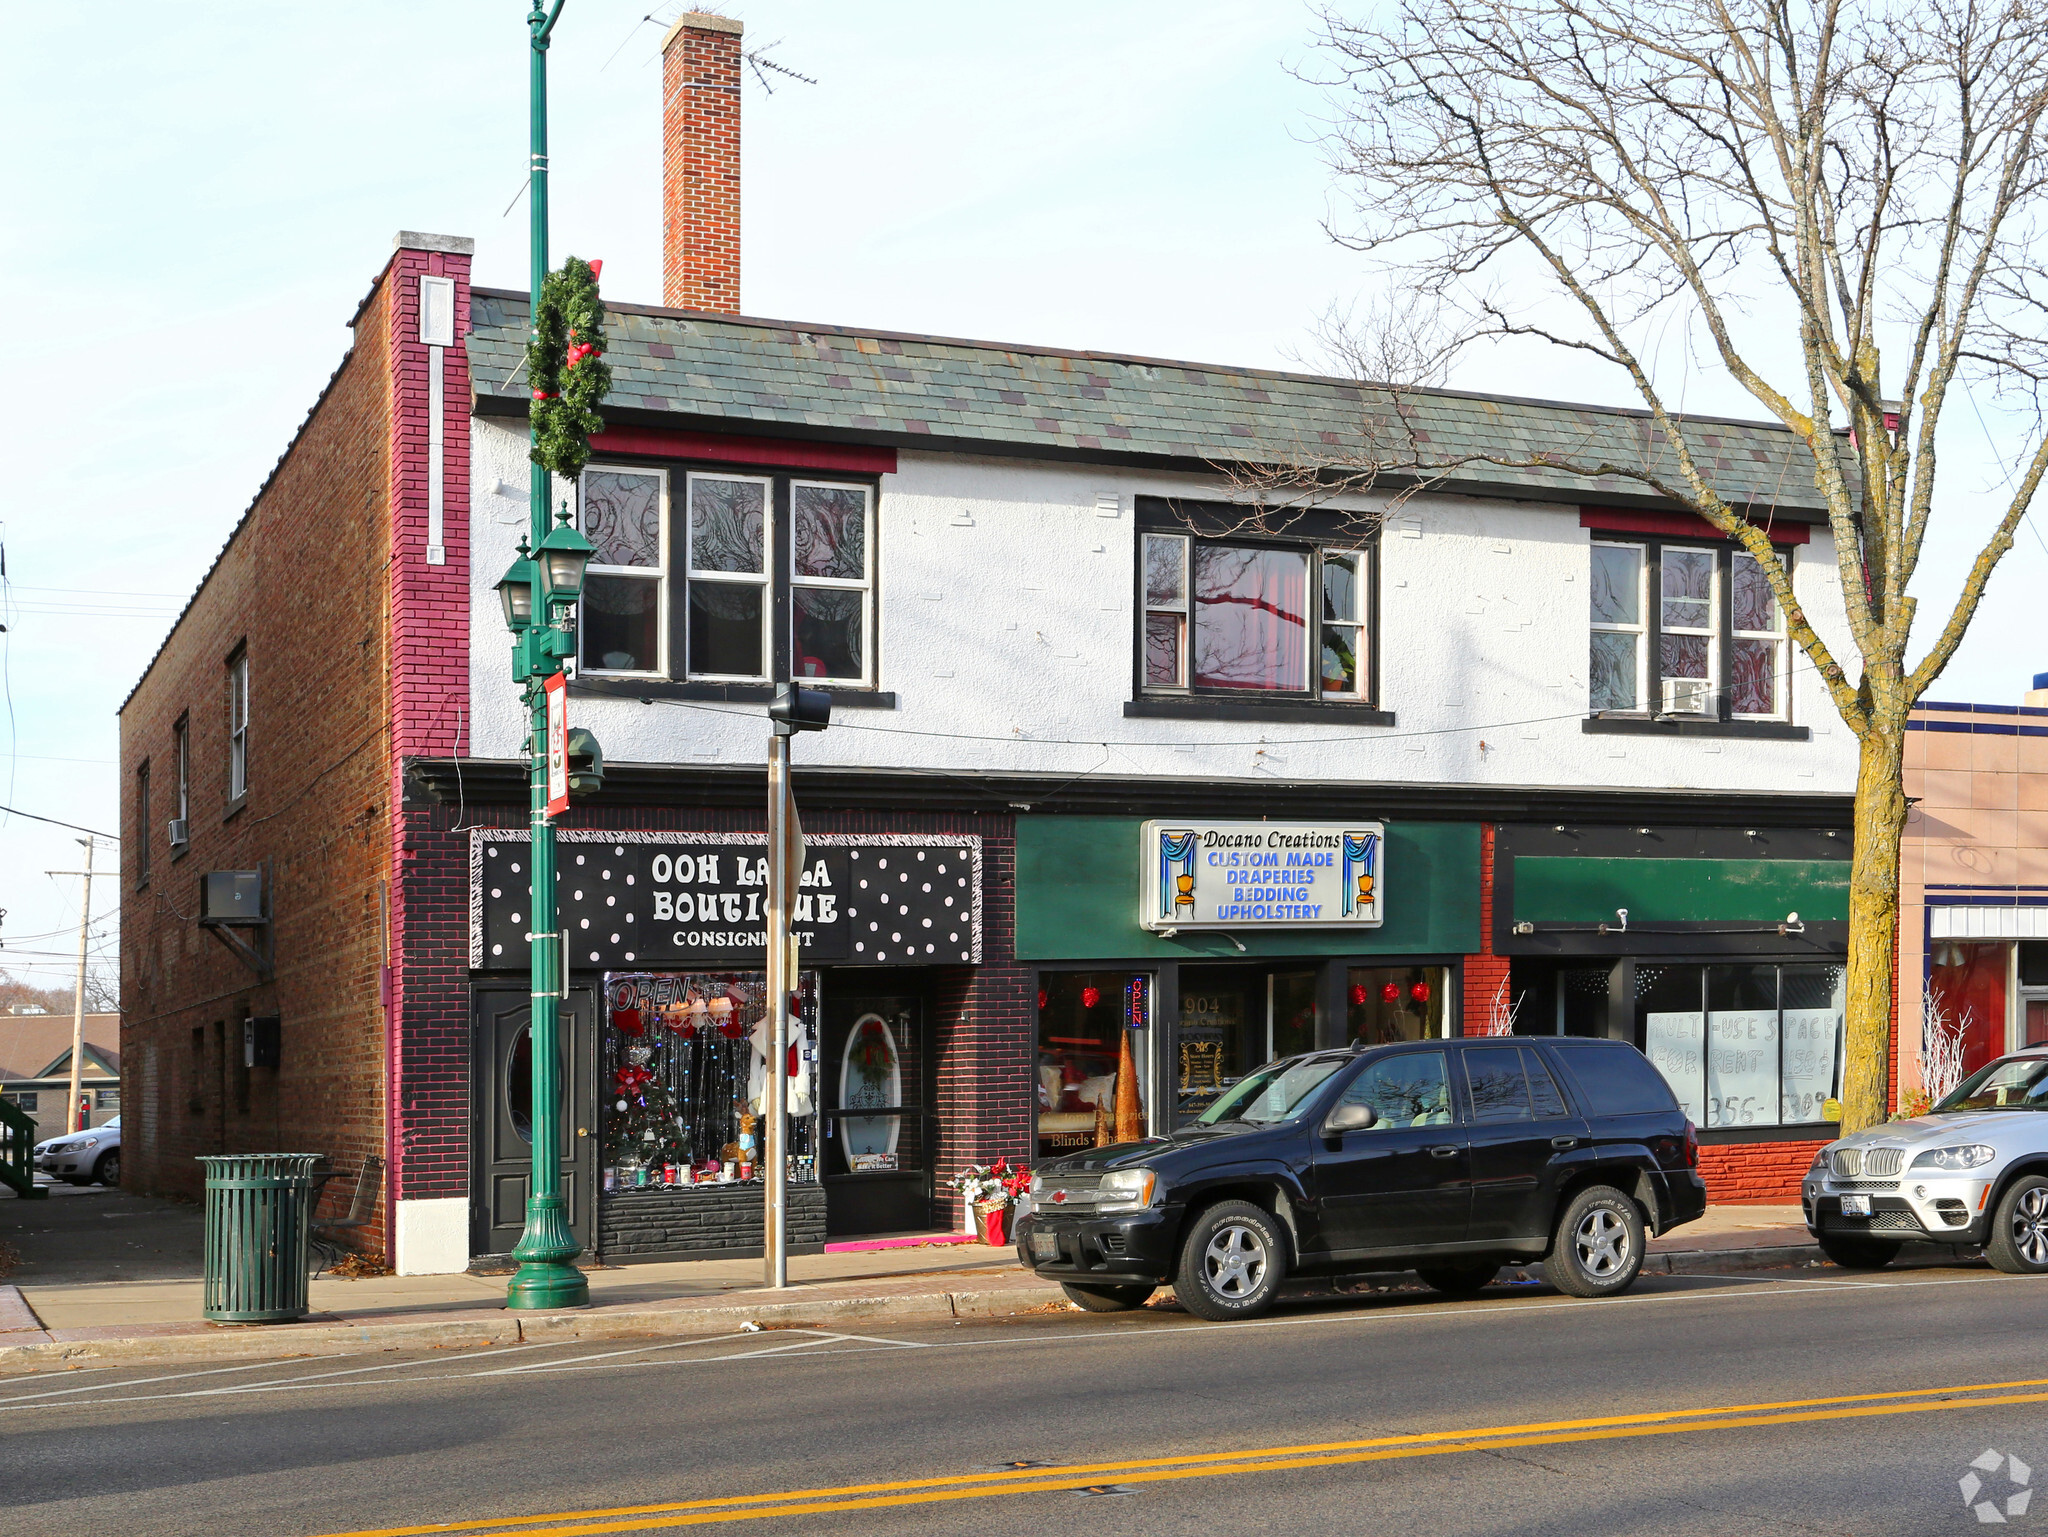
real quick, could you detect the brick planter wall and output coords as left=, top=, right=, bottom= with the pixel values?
left=1699, top=1139, right=1822, bottom=1203
left=598, top=1181, right=827, bottom=1260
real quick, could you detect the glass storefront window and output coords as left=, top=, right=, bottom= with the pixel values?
left=1558, top=966, right=1612, bottom=1036
left=1038, top=971, right=1149, bottom=1158
left=1634, top=962, right=1843, bottom=1128
left=1270, top=970, right=1317, bottom=1061
left=1345, top=965, right=1449, bottom=1045
left=601, top=971, right=820, bottom=1191
left=1176, top=965, right=1258, bottom=1126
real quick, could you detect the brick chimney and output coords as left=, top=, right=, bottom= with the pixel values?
left=661, top=12, right=743, bottom=313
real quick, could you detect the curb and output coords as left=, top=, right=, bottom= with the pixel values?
left=0, top=1241, right=1975, bottom=1372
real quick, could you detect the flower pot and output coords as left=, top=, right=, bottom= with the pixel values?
left=973, top=1199, right=1010, bottom=1247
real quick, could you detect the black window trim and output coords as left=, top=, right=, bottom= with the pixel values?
left=1588, top=532, right=1796, bottom=730
left=1130, top=520, right=1382, bottom=713
left=572, top=454, right=886, bottom=694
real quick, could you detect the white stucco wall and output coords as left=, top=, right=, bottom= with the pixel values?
left=467, top=419, right=1857, bottom=796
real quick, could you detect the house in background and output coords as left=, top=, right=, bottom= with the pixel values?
left=0, top=1012, right=121, bottom=1140
left=119, top=10, right=1865, bottom=1275
left=1901, top=680, right=2048, bottom=1101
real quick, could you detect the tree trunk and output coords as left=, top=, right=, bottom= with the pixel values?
left=1842, top=722, right=1908, bottom=1132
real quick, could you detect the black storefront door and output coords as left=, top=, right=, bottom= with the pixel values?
left=820, top=994, right=933, bottom=1237
left=472, top=985, right=597, bottom=1259
left=1309, top=1047, right=1471, bottom=1256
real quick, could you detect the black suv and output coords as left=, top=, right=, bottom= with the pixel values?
left=1016, top=1036, right=1705, bottom=1320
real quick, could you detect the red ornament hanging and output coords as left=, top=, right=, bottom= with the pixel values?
left=1081, top=985, right=1102, bottom=1009
left=1349, top=983, right=1368, bottom=1007
left=1380, top=982, right=1401, bottom=1004
left=1410, top=981, right=1432, bottom=1003
left=1037, top=990, right=1048, bottom=1011
left=611, top=1008, right=644, bottom=1037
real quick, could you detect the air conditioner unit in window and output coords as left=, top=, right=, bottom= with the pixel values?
left=1662, top=678, right=1713, bottom=715
left=166, top=818, right=189, bottom=849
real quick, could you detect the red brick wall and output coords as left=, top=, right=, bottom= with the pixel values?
left=118, top=270, right=398, bottom=1240
left=1699, top=1139, right=1822, bottom=1203
left=1461, top=823, right=1508, bottom=1034
left=661, top=13, right=742, bottom=312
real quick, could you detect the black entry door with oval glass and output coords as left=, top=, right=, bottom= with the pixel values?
left=473, top=985, right=597, bottom=1260
left=821, top=994, right=932, bottom=1237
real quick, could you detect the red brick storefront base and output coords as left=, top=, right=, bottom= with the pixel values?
left=1699, top=1140, right=1823, bottom=1203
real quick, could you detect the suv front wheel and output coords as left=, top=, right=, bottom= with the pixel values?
left=1174, top=1200, right=1286, bottom=1321
left=1547, top=1185, right=1645, bottom=1298
left=1986, top=1175, right=2048, bottom=1275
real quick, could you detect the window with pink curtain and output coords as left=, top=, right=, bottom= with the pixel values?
left=1192, top=545, right=1309, bottom=690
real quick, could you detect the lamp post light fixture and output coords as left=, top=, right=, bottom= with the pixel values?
left=497, top=541, right=538, bottom=633
left=504, top=0, right=590, bottom=1314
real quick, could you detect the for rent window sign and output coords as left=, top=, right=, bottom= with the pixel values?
left=1140, top=821, right=1384, bottom=931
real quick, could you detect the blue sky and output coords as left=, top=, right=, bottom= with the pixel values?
left=2, top=0, right=2043, bottom=979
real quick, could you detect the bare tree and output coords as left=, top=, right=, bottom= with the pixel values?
left=1278, top=0, right=2048, bottom=1131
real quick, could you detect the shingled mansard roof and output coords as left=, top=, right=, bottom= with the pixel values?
left=468, top=289, right=1837, bottom=517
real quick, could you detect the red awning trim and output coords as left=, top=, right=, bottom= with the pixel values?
left=586, top=425, right=897, bottom=476
left=1579, top=506, right=1811, bottom=546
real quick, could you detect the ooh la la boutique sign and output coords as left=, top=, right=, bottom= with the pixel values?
left=1142, top=821, right=1385, bottom=931
left=469, top=830, right=982, bottom=970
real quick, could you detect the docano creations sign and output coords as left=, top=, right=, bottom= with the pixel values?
left=1140, top=821, right=1385, bottom=932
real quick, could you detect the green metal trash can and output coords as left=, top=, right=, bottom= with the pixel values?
left=199, top=1153, right=322, bottom=1323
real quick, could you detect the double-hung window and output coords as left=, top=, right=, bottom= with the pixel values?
left=574, top=464, right=878, bottom=689
left=578, top=467, right=666, bottom=676
left=685, top=473, right=772, bottom=680
left=791, top=481, right=872, bottom=685
left=1141, top=531, right=1371, bottom=701
left=227, top=649, right=249, bottom=800
left=1588, top=538, right=1790, bottom=722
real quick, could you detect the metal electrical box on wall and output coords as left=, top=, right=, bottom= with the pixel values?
left=244, top=1015, right=281, bottom=1069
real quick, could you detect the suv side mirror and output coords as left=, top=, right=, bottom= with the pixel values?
left=1324, top=1102, right=1378, bottom=1137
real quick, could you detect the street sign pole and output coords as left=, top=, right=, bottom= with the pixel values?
left=765, top=734, right=790, bottom=1288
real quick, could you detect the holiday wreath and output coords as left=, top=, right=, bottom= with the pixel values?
left=526, top=255, right=614, bottom=479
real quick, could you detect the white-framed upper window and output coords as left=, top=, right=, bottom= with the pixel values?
left=1659, top=545, right=1718, bottom=716
left=790, top=480, right=872, bottom=686
left=1588, top=536, right=1793, bottom=722
left=174, top=714, right=190, bottom=821
left=1320, top=548, right=1367, bottom=699
left=1730, top=549, right=1790, bottom=720
left=1141, top=531, right=1371, bottom=700
left=578, top=465, right=668, bottom=677
left=1589, top=540, right=1647, bottom=711
left=227, top=650, right=249, bottom=800
left=685, top=472, right=772, bottom=682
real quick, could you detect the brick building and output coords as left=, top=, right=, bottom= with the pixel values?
left=119, top=11, right=1863, bottom=1274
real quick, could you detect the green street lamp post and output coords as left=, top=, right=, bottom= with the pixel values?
left=502, top=0, right=592, bottom=1312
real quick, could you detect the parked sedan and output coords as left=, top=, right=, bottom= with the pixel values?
left=33, top=1117, right=120, bottom=1187
left=1804, top=1048, right=2048, bottom=1272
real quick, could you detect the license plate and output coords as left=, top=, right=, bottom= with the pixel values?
left=1030, top=1231, right=1059, bottom=1261
left=1840, top=1194, right=1871, bottom=1216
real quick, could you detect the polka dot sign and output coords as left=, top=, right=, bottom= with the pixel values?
left=471, top=831, right=982, bottom=970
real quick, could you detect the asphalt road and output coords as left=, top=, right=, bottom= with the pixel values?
left=6, top=1259, right=2046, bottom=1537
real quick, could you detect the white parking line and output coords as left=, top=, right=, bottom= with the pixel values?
left=7, top=1267, right=2026, bottom=1412
left=0, top=1354, right=357, bottom=1407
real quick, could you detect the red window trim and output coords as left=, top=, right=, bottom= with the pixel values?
left=1579, top=506, right=1810, bottom=546
left=586, top=425, right=897, bottom=477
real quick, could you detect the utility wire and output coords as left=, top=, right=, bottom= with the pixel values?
left=0, top=804, right=115, bottom=840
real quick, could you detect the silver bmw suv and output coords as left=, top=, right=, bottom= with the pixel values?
left=1804, top=1047, right=2048, bottom=1273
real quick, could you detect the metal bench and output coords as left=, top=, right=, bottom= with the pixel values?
left=309, top=1154, right=384, bottom=1275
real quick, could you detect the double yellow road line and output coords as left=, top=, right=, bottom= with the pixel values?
left=326, top=1375, right=2048, bottom=1536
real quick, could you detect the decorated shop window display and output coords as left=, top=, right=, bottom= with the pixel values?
left=603, top=971, right=820, bottom=1191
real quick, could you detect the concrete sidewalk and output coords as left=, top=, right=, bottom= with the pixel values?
left=0, top=1205, right=1946, bottom=1372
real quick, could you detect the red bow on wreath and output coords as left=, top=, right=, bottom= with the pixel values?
left=613, top=1065, right=654, bottom=1093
